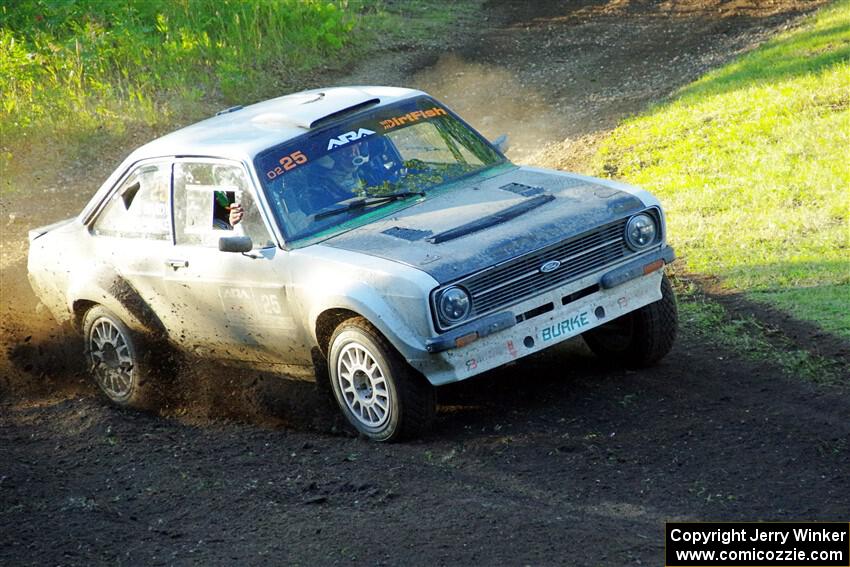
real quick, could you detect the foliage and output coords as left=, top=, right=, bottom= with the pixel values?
left=594, top=1, right=850, bottom=337
left=0, top=0, right=362, bottom=182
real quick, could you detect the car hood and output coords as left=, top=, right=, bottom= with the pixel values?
left=321, top=166, right=645, bottom=284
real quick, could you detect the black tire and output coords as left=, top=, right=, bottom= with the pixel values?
left=328, top=317, right=435, bottom=442
left=582, top=273, right=678, bottom=368
left=311, top=346, right=335, bottom=403
left=82, top=306, right=161, bottom=409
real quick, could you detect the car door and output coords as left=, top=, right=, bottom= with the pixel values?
left=88, top=160, right=174, bottom=329
left=163, top=158, right=312, bottom=365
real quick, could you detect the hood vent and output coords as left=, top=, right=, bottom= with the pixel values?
left=382, top=227, right=433, bottom=241
left=500, top=182, right=544, bottom=197
left=427, top=194, right=555, bottom=244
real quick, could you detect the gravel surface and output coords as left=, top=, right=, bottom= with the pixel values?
left=2, top=1, right=846, bottom=565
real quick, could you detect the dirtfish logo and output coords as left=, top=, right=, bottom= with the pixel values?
left=327, top=128, right=375, bottom=150
left=541, top=312, right=590, bottom=342
left=379, top=107, right=447, bottom=130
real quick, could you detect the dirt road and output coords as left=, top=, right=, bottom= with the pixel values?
left=1, top=1, right=847, bottom=565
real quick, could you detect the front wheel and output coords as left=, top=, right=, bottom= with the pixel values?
left=582, top=273, right=678, bottom=368
left=328, top=317, right=435, bottom=441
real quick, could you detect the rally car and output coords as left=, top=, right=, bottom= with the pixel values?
left=28, top=86, right=677, bottom=441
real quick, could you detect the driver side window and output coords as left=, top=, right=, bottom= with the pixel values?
left=173, top=161, right=274, bottom=249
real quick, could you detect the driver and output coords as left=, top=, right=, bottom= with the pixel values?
left=305, top=141, right=372, bottom=213
left=213, top=190, right=244, bottom=229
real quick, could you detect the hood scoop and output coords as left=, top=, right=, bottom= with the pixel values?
left=427, top=193, right=555, bottom=244
left=500, top=182, right=544, bottom=197
left=381, top=226, right=433, bottom=241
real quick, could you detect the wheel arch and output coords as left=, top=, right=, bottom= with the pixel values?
left=315, top=308, right=361, bottom=357
left=309, top=290, right=427, bottom=364
left=68, top=267, right=168, bottom=339
left=71, top=299, right=99, bottom=332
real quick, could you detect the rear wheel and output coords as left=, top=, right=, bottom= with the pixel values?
left=83, top=306, right=159, bottom=408
left=328, top=317, right=435, bottom=441
left=583, top=273, right=678, bottom=368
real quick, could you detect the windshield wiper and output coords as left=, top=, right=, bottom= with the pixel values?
left=313, top=191, right=425, bottom=221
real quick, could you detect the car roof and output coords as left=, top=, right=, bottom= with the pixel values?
left=127, top=85, right=424, bottom=163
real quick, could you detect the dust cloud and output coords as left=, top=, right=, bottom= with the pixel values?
left=411, top=55, right=570, bottom=164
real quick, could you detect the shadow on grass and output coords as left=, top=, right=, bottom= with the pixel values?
left=684, top=272, right=850, bottom=370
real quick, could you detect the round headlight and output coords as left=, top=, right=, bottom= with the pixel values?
left=625, top=213, right=658, bottom=250
left=438, top=286, right=471, bottom=325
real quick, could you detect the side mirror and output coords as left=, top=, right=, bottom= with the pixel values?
left=492, top=134, right=510, bottom=153
left=219, top=235, right=253, bottom=253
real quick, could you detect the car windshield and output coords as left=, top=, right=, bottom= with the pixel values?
left=255, top=96, right=504, bottom=243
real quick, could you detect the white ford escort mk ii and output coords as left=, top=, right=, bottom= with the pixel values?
left=28, top=86, right=677, bottom=441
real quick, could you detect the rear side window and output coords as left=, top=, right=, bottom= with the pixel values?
left=92, top=163, right=171, bottom=240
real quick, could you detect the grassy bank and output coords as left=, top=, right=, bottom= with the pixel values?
left=0, top=0, right=479, bottom=192
left=594, top=1, right=850, bottom=339
left=0, top=1, right=362, bottom=182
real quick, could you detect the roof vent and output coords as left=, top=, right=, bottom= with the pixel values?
left=308, top=98, right=380, bottom=129
left=301, top=93, right=326, bottom=104
left=215, top=105, right=243, bottom=116
left=273, top=88, right=382, bottom=129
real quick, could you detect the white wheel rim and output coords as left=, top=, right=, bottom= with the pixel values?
left=336, top=342, right=390, bottom=429
left=88, top=317, right=136, bottom=401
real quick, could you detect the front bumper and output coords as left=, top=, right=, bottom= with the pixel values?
left=407, top=248, right=671, bottom=386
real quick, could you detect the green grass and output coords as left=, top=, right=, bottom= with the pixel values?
left=1, top=0, right=358, bottom=118
left=0, top=0, right=360, bottom=188
left=594, top=1, right=850, bottom=339
left=0, top=0, right=481, bottom=194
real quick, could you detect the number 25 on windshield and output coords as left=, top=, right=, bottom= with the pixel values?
left=267, top=151, right=307, bottom=179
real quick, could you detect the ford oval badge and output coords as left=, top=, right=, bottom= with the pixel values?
left=540, top=260, right=561, bottom=273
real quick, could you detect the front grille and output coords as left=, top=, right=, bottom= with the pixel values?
left=456, top=218, right=632, bottom=323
